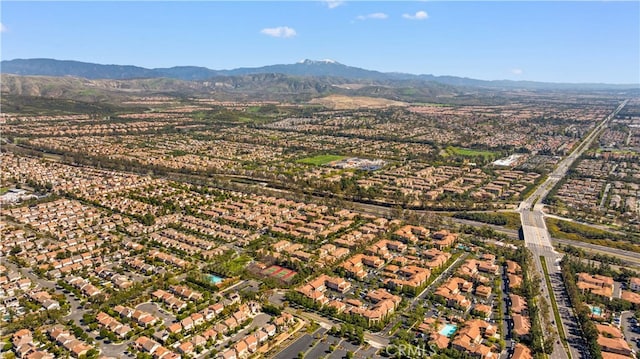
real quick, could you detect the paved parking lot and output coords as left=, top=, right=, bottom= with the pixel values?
left=329, top=348, right=348, bottom=359
left=306, top=337, right=336, bottom=359
left=274, top=333, right=316, bottom=359
left=621, top=312, right=640, bottom=353
left=358, top=345, right=379, bottom=358
left=303, top=333, right=379, bottom=359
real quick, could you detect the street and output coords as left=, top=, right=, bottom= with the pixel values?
left=519, top=100, right=629, bottom=359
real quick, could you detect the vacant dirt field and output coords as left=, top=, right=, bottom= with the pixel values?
left=309, top=94, right=407, bottom=109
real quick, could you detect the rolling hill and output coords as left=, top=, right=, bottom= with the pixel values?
left=3, top=58, right=637, bottom=90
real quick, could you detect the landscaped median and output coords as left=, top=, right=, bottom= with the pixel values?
left=539, top=256, right=571, bottom=359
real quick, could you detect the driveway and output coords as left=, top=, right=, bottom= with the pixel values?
left=613, top=282, right=623, bottom=299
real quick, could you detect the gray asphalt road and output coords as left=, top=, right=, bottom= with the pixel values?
left=136, top=301, right=176, bottom=325
left=225, top=313, right=271, bottom=346
left=283, top=307, right=390, bottom=348
left=544, top=252, right=589, bottom=359
left=519, top=101, right=629, bottom=359
left=551, top=237, right=640, bottom=267
left=99, top=339, right=133, bottom=358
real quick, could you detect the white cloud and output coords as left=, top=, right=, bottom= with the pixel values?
left=260, top=26, right=297, bottom=38
left=511, top=68, right=524, bottom=75
left=322, top=0, right=344, bottom=9
left=356, top=12, right=388, bottom=20
left=402, top=11, right=429, bottom=20
left=0, top=23, right=7, bottom=33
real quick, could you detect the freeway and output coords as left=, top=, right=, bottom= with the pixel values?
left=448, top=216, right=640, bottom=268
left=519, top=100, right=628, bottom=359
left=551, top=237, right=640, bottom=267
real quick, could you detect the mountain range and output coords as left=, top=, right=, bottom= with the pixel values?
left=3, top=58, right=638, bottom=90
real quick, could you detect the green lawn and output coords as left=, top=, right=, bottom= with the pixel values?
left=296, top=154, right=346, bottom=166
left=446, top=146, right=496, bottom=159
left=223, top=255, right=252, bottom=276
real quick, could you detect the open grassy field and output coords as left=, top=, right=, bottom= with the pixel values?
left=224, top=255, right=252, bottom=276
left=446, top=146, right=497, bottom=159
left=296, top=154, right=346, bottom=166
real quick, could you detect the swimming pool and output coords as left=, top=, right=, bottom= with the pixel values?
left=590, top=306, right=602, bottom=316
left=439, top=324, right=458, bottom=337
left=207, top=274, right=224, bottom=284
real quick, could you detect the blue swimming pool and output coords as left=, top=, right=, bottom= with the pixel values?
left=207, top=274, right=224, bottom=284
left=590, top=306, right=602, bottom=316
left=439, top=324, right=458, bottom=337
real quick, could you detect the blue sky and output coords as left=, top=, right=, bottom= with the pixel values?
left=1, top=1, right=639, bottom=84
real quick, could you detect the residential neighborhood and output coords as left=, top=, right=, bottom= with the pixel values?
left=1, top=88, right=639, bottom=359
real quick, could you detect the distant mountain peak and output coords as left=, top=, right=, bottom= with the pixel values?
left=297, top=59, right=339, bottom=65
left=1, top=58, right=636, bottom=90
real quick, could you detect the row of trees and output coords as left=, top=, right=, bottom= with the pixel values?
left=453, top=212, right=509, bottom=226
left=559, top=244, right=624, bottom=265
left=560, top=256, right=603, bottom=359
left=328, top=323, right=365, bottom=345
left=511, top=248, right=556, bottom=356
